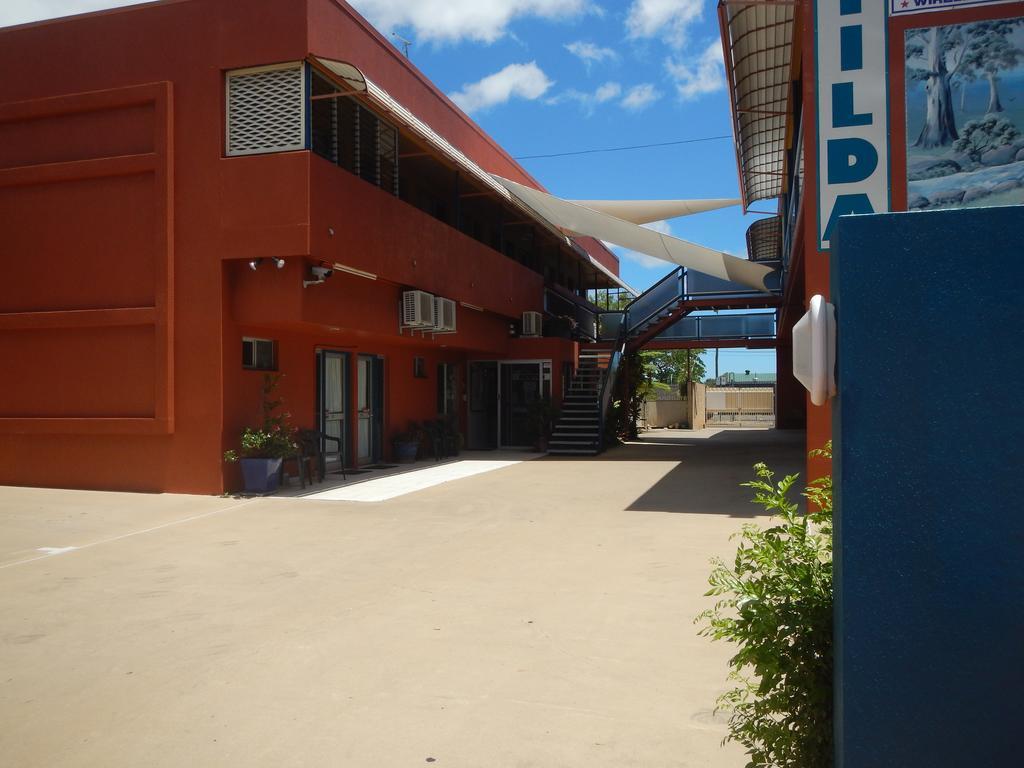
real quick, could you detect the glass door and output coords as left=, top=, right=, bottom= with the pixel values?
left=317, top=350, right=348, bottom=469
left=357, top=355, right=383, bottom=464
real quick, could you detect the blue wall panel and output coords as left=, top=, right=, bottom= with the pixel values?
left=832, top=206, right=1024, bottom=767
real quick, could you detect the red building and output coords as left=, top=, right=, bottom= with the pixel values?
left=0, top=0, right=630, bottom=494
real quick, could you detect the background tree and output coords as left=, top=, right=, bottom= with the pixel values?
left=959, top=19, right=1023, bottom=114
left=907, top=25, right=967, bottom=147
left=908, top=20, right=1024, bottom=148
left=641, top=349, right=708, bottom=394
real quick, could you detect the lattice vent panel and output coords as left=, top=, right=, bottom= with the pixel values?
left=226, top=64, right=305, bottom=156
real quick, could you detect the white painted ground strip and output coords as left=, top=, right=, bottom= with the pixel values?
left=303, top=459, right=525, bottom=502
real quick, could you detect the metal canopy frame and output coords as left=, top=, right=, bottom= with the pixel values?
left=718, top=0, right=797, bottom=208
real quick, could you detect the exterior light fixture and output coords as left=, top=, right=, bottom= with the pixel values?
left=248, top=258, right=261, bottom=271
left=273, top=258, right=285, bottom=269
left=792, top=294, right=836, bottom=406
left=332, top=262, right=377, bottom=281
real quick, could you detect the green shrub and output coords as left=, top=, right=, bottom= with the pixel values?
left=697, top=443, right=833, bottom=768
left=224, top=373, right=297, bottom=461
left=952, top=116, right=1020, bottom=163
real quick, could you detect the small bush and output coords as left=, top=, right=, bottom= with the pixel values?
left=697, top=443, right=833, bottom=768
left=953, top=116, right=1020, bottom=163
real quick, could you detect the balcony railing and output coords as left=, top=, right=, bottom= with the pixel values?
left=653, top=312, right=776, bottom=342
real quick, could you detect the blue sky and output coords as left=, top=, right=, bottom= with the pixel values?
left=1, top=0, right=777, bottom=376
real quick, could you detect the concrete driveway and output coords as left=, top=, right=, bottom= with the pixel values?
left=0, top=428, right=804, bottom=767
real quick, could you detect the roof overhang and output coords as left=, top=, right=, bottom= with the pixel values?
left=587, top=252, right=637, bottom=296
left=718, top=0, right=797, bottom=209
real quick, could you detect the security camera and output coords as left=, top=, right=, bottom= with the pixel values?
left=303, top=264, right=334, bottom=288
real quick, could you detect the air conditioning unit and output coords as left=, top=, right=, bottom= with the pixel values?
left=401, top=290, right=436, bottom=328
left=433, top=297, right=457, bottom=333
left=522, top=311, right=542, bottom=338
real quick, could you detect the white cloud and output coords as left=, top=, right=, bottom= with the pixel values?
left=564, top=40, right=618, bottom=69
left=625, top=0, right=704, bottom=49
left=610, top=221, right=673, bottom=269
left=665, top=40, right=725, bottom=100
left=350, top=0, right=590, bottom=44
left=620, top=83, right=662, bottom=111
left=594, top=81, right=622, bottom=102
left=0, top=1, right=137, bottom=27
left=549, top=81, right=622, bottom=113
left=450, top=62, right=554, bottom=113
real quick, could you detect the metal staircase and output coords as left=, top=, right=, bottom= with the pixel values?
left=548, top=349, right=609, bottom=456
left=545, top=264, right=781, bottom=457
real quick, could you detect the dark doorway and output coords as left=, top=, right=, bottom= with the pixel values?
left=500, top=362, right=541, bottom=447
left=468, top=361, right=498, bottom=449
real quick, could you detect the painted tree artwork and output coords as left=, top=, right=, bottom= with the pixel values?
left=906, top=17, right=1024, bottom=210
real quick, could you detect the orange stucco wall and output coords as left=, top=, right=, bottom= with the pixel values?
left=0, top=0, right=594, bottom=494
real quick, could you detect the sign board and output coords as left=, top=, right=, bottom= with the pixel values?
left=890, top=0, right=1019, bottom=16
left=815, top=0, right=891, bottom=251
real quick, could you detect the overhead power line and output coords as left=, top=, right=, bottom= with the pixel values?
left=513, top=133, right=733, bottom=160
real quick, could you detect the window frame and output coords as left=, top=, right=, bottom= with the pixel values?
left=242, top=337, right=278, bottom=371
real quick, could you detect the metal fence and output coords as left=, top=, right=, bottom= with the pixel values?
left=705, top=386, right=775, bottom=426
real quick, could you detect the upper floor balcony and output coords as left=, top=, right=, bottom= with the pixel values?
left=219, top=58, right=627, bottom=306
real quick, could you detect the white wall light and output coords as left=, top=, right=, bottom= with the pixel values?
left=792, top=294, right=836, bottom=406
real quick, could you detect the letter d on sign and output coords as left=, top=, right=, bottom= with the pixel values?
left=827, top=137, right=878, bottom=184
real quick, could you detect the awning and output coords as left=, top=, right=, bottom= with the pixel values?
left=566, top=198, right=739, bottom=225
left=310, top=57, right=367, bottom=93
left=718, top=0, right=797, bottom=207
left=492, top=176, right=775, bottom=293
left=746, top=215, right=783, bottom=262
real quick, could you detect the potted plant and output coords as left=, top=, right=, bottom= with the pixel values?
left=528, top=397, right=559, bottom=452
left=393, top=421, right=422, bottom=462
left=224, top=374, right=297, bottom=494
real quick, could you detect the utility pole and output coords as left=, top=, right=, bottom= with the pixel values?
left=715, top=347, right=719, bottom=383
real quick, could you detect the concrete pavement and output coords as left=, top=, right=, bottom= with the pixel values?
left=0, top=428, right=804, bottom=767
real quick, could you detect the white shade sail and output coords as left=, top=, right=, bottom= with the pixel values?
left=565, top=198, right=740, bottom=225
left=492, top=176, right=774, bottom=292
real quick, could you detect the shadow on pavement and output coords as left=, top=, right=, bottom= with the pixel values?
left=544, top=429, right=807, bottom=517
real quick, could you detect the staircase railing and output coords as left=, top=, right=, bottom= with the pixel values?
left=624, top=267, right=684, bottom=335
left=597, top=335, right=626, bottom=450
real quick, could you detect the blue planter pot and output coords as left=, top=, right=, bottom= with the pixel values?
left=394, top=441, right=418, bottom=462
left=240, top=457, right=283, bottom=494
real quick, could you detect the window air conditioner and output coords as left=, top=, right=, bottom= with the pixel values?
left=401, top=290, right=436, bottom=328
left=522, top=311, right=542, bottom=338
left=433, top=297, right=457, bottom=333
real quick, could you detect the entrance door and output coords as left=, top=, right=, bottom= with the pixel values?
left=357, top=355, right=384, bottom=464
left=468, top=362, right=498, bottom=449
left=500, top=362, right=542, bottom=447
left=317, top=350, right=348, bottom=469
